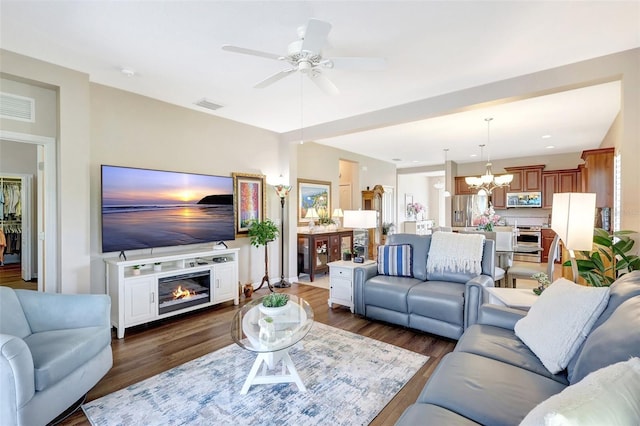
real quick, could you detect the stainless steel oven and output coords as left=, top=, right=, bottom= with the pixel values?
left=514, top=227, right=542, bottom=263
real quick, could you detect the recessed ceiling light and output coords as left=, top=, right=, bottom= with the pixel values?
left=542, top=134, right=552, bottom=139
left=392, top=158, right=402, bottom=162
left=412, top=160, right=419, bottom=163
left=470, top=154, right=477, bottom=157
left=546, top=145, right=555, bottom=149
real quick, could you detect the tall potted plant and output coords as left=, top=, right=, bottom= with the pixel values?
left=248, top=219, right=280, bottom=291
left=567, top=228, right=640, bottom=286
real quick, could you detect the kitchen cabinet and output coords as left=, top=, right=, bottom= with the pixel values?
left=541, top=228, right=560, bottom=263
left=504, top=165, right=544, bottom=192
left=491, top=186, right=507, bottom=209
left=542, top=169, right=580, bottom=208
left=297, top=231, right=353, bottom=282
left=455, top=176, right=475, bottom=195
left=581, top=147, right=614, bottom=208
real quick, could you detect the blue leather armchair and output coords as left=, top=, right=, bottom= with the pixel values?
left=0, top=287, right=113, bottom=426
left=354, top=233, right=495, bottom=340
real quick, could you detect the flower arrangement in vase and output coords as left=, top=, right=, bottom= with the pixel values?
left=532, top=272, right=551, bottom=295
left=474, top=205, right=500, bottom=231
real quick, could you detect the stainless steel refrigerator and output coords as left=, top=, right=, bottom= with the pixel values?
left=451, top=194, right=489, bottom=227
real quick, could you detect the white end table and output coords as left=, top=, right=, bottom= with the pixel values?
left=328, top=259, right=376, bottom=313
left=484, top=287, right=539, bottom=311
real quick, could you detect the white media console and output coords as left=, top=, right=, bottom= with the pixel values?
left=105, top=247, right=239, bottom=338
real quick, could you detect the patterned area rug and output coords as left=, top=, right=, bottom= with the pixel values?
left=83, top=323, right=428, bottom=425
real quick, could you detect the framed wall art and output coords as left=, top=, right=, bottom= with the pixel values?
left=297, top=179, right=331, bottom=225
left=232, top=172, right=266, bottom=236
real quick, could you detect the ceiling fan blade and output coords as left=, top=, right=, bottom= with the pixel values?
left=222, top=45, right=282, bottom=61
left=300, top=19, right=332, bottom=53
left=329, top=57, right=387, bottom=71
left=308, top=71, right=339, bottom=96
left=254, top=68, right=297, bottom=89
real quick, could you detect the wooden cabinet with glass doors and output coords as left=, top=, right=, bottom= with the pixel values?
left=297, top=231, right=353, bottom=282
left=361, top=185, right=384, bottom=260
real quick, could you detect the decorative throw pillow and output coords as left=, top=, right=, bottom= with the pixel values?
left=514, top=278, right=610, bottom=374
left=520, top=357, right=640, bottom=426
left=377, top=244, right=412, bottom=277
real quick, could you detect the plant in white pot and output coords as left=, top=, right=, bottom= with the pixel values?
left=259, top=293, right=290, bottom=316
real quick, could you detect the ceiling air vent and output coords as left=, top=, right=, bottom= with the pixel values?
left=194, top=98, right=223, bottom=111
left=0, top=92, right=35, bottom=122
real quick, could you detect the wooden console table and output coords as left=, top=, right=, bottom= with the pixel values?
left=297, top=230, right=353, bottom=282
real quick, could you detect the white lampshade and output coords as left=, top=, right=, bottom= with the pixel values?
left=551, top=193, right=596, bottom=251
left=305, top=207, right=319, bottom=219
left=343, top=210, right=377, bottom=229
left=332, top=208, right=344, bottom=218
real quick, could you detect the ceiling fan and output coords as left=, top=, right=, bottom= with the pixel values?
left=222, top=19, right=386, bottom=96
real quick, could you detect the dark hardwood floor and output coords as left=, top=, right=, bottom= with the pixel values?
left=48, top=283, right=456, bottom=426
left=0, top=262, right=37, bottom=290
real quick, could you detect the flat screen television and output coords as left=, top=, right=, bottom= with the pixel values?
left=101, top=165, right=235, bottom=253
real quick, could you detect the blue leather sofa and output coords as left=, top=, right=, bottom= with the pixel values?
left=395, top=271, right=640, bottom=425
left=0, top=287, right=113, bottom=426
left=353, top=233, right=496, bottom=340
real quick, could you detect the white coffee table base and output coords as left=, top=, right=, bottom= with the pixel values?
left=240, top=349, right=306, bottom=395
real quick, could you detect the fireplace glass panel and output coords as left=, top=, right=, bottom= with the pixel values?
left=158, top=270, right=211, bottom=315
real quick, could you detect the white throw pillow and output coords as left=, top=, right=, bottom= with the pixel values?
left=514, top=278, right=610, bottom=374
left=520, top=357, right=640, bottom=426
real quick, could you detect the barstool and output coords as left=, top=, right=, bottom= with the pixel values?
left=507, top=234, right=560, bottom=288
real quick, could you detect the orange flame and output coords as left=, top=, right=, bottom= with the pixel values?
left=172, top=285, right=195, bottom=300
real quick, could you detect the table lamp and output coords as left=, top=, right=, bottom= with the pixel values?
left=332, top=208, right=344, bottom=229
left=343, top=210, right=377, bottom=262
left=305, top=207, right=319, bottom=232
left=551, top=192, right=596, bottom=282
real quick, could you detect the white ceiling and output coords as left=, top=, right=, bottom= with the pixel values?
left=1, top=1, right=637, bottom=169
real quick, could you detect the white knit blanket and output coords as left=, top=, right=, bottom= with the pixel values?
left=427, top=232, right=485, bottom=274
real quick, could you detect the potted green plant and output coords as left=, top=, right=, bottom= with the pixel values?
left=259, top=293, right=290, bottom=316
left=382, top=222, right=395, bottom=235
left=248, top=219, right=279, bottom=290
left=343, top=249, right=353, bottom=261
left=132, top=265, right=142, bottom=276
left=566, top=228, right=640, bottom=286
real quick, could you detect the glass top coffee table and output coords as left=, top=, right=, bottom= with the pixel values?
left=231, top=294, right=314, bottom=394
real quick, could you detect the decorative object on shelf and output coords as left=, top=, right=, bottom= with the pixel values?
left=343, top=210, right=378, bottom=261
left=243, top=283, right=254, bottom=298
left=566, top=227, right=639, bottom=286
left=465, top=118, right=513, bottom=194
left=153, top=262, right=162, bottom=272
left=406, top=202, right=425, bottom=220
left=297, top=179, right=331, bottom=226
left=248, top=219, right=280, bottom=292
left=232, top=172, right=266, bottom=237
left=332, top=208, right=344, bottom=228
left=274, top=183, right=292, bottom=289
left=342, top=249, right=353, bottom=261
left=473, top=204, right=500, bottom=231
left=532, top=272, right=551, bottom=295
left=132, top=265, right=142, bottom=275
left=259, top=293, right=290, bottom=316
left=551, top=192, right=597, bottom=283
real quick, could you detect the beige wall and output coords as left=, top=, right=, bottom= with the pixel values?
left=0, top=77, right=57, bottom=137
left=1, top=49, right=91, bottom=294
left=90, top=84, right=283, bottom=293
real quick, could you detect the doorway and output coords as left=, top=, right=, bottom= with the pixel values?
left=0, top=131, right=57, bottom=292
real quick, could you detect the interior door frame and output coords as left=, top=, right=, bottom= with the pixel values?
left=1, top=130, right=57, bottom=292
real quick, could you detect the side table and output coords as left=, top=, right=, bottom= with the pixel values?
left=328, top=259, right=376, bottom=313
left=484, top=287, right=539, bottom=311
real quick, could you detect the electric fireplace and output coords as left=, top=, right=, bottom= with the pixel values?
left=158, top=270, right=211, bottom=315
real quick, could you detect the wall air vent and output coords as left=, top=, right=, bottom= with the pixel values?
left=0, top=92, right=35, bottom=122
left=194, top=98, right=223, bottom=111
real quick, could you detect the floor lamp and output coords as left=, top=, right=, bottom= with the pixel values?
left=551, top=192, right=597, bottom=282
left=274, top=184, right=292, bottom=288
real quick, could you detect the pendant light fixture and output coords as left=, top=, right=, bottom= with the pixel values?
left=433, top=149, right=451, bottom=197
left=464, top=118, right=513, bottom=194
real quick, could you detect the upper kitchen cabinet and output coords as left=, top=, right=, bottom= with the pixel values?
left=581, top=147, right=614, bottom=208
left=455, top=176, right=476, bottom=195
left=504, top=165, right=545, bottom=192
left=491, top=186, right=507, bottom=209
left=542, top=169, right=580, bottom=208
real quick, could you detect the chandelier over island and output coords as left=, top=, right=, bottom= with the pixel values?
left=465, top=118, right=513, bottom=194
